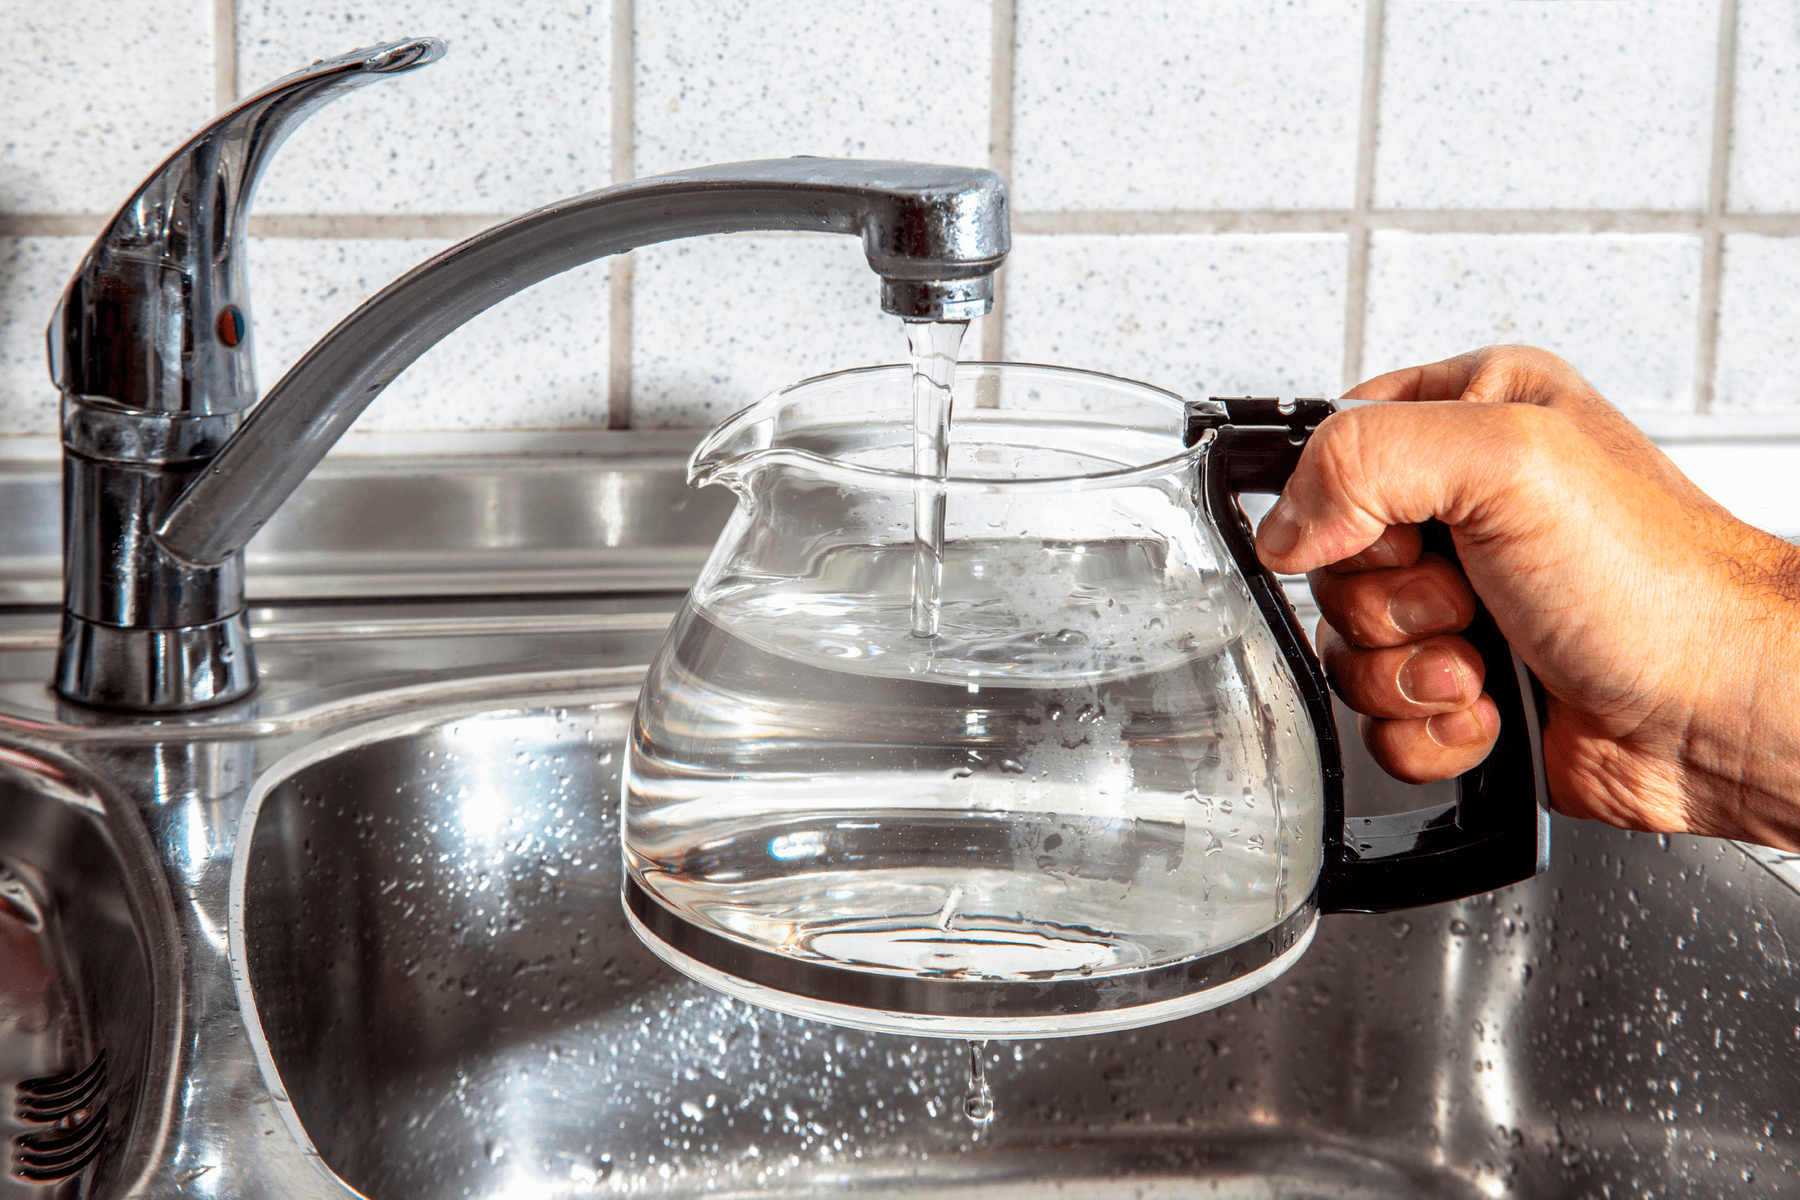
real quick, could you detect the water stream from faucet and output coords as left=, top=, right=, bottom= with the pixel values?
left=907, top=320, right=968, bottom=639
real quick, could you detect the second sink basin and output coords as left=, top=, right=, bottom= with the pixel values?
left=231, top=692, right=1800, bottom=1198
left=0, top=742, right=173, bottom=1198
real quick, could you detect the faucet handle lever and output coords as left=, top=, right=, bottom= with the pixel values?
left=48, top=37, right=446, bottom=417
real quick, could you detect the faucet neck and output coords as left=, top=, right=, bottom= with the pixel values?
left=153, top=158, right=1009, bottom=571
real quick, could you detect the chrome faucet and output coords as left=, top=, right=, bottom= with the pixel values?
left=49, top=39, right=1011, bottom=712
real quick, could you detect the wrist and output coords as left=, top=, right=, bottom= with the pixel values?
left=1688, top=527, right=1800, bottom=849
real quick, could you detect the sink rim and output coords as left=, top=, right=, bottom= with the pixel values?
left=224, top=683, right=644, bottom=1195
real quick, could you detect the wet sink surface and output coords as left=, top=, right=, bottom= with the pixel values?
left=232, top=695, right=1800, bottom=1199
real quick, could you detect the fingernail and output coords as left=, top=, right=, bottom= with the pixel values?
left=1427, top=707, right=1487, bottom=748
left=1388, top=579, right=1459, bottom=635
left=1399, top=647, right=1464, bottom=705
left=1257, top=496, right=1300, bottom=558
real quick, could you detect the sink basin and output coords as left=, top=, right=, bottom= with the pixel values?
left=232, top=692, right=1800, bottom=1198
left=0, top=742, right=174, bottom=1198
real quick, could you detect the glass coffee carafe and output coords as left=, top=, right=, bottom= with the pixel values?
left=622, top=363, right=1548, bottom=1038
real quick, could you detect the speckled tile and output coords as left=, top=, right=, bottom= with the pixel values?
left=249, top=239, right=612, bottom=431
left=1375, top=1, right=1718, bottom=210
left=1011, top=1, right=1366, bottom=212
left=0, top=238, right=87, bottom=437
left=1714, top=235, right=1800, bottom=412
left=1729, top=0, right=1800, bottom=212
left=1362, top=233, right=1701, bottom=413
left=1, top=1, right=214, bottom=213
left=634, top=0, right=991, bottom=177
left=632, top=235, right=985, bottom=428
left=1002, top=234, right=1348, bottom=400
left=238, top=2, right=613, bottom=214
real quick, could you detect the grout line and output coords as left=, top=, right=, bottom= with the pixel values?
left=981, top=0, right=1016, bottom=366
left=1342, top=0, right=1386, bottom=392
left=1694, top=0, right=1740, bottom=416
left=0, top=215, right=108, bottom=237
left=213, top=0, right=238, bottom=111
left=1011, top=209, right=1800, bottom=236
left=16, top=208, right=1800, bottom=242
left=608, top=0, right=636, bottom=430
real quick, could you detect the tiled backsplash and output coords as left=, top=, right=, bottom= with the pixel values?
left=3, top=2, right=1797, bottom=461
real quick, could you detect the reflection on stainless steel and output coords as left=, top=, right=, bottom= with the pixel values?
left=0, top=435, right=729, bottom=611
left=52, top=31, right=1008, bottom=711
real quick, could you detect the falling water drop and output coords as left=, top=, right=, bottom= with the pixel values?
left=962, top=1039, right=994, bottom=1125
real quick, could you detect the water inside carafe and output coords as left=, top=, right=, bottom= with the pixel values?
left=623, top=542, right=1321, bottom=985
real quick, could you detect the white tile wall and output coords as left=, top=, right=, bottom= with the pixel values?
left=634, top=0, right=992, bottom=178
left=1375, top=1, right=1719, bottom=211
left=3, top=0, right=1799, bottom=456
left=0, top=0, right=215, bottom=213
left=1715, top=235, right=1800, bottom=412
left=1003, top=234, right=1347, bottom=400
left=1011, top=0, right=1366, bottom=212
left=1730, top=0, right=1800, bottom=213
left=250, top=239, right=615, bottom=430
left=632, top=234, right=982, bottom=427
left=239, top=2, right=615, bottom=214
left=0, top=238, right=87, bottom=436
left=1363, top=233, right=1702, bottom=414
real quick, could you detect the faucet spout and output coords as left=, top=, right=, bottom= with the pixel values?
left=153, top=159, right=1010, bottom=569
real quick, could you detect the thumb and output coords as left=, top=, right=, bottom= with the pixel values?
left=1254, top=400, right=1560, bottom=575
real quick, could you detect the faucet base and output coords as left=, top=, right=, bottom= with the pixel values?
left=55, top=613, right=256, bottom=712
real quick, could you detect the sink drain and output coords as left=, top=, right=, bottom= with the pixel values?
left=12, top=1049, right=107, bottom=1182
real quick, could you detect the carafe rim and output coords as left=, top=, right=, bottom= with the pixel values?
left=688, top=360, right=1220, bottom=496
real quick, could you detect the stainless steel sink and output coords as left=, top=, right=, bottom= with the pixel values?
left=0, top=742, right=175, bottom=1198
left=1, top=442, right=1796, bottom=1197
left=232, top=692, right=1800, bottom=1199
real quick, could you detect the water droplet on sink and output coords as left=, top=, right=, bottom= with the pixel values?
left=1449, top=919, right=1472, bottom=937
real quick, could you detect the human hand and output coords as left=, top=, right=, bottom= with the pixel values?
left=1254, top=345, right=1800, bottom=850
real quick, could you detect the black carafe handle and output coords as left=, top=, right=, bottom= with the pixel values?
left=1186, top=398, right=1550, bottom=914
